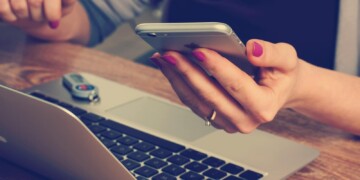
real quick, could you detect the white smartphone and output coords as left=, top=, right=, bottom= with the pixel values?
left=135, top=22, right=254, bottom=74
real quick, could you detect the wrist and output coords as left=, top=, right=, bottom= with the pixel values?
left=284, top=59, right=315, bottom=110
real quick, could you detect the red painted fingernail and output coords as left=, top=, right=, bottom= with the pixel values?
left=192, top=51, right=206, bottom=62
left=49, top=20, right=60, bottom=29
left=252, top=41, right=263, bottom=57
left=162, top=55, right=177, bottom=65
left=150, top=57, right=162, bottom=68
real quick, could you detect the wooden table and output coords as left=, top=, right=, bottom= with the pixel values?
left=0, top=41, right=359, bottom=179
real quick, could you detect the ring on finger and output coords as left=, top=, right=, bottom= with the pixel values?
left=205, top=109, right=217, bottom=126
left=28, top=0, right=44, bottom=22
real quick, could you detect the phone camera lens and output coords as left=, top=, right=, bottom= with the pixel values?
left=147, top=33, right=157, bottom=37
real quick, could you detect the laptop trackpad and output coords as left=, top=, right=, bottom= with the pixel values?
left=107, top=97, right=215, bottom=142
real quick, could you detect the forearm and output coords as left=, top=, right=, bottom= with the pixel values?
left=14, top=2, right=90, bottom=45
left=290, top=60, right=360, bottom=135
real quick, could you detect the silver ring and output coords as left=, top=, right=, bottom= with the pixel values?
left=205, top=109, right=217, bottom=126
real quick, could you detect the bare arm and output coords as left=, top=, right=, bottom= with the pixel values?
left=290, top=61, right=360, bottom=135
left=150, top=39, right=360, bottom=135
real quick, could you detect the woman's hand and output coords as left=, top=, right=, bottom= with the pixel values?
left=0, top=0, right=77, bottom=29
left=151, top=39, right=302, bottom=133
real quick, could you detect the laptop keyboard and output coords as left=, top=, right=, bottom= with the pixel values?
left=30, top=92, right=264, bottom=180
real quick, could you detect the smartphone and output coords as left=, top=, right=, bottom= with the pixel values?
left=135, top=22, right=254, bottom=74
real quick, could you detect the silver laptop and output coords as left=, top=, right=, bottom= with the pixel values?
left=0, top=72, right=319, bottom=180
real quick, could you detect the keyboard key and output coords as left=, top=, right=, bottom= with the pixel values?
left=100, top=138, right=116, bottom=148
left=136, top=176, right=147, bottom=180
left=127, top=151, right=151, bottom=162
left=134, top=166, right=158, bottom=178
left=202, top=157, right=225, bottom=167
left=81, top=113, right=105, bottom=122
left=185, top=162, right=208, bottom=173
left=162, top=164, right=186, bottom=176
left=180, top=171, right=204, bottom=180
left=56, top=102, right=73, bottom=109
left=145, top=158, right=167, bottom=169
left=153, top=173, right=176, bottom=180
left=121, top=159, right=141, bottom=170
left=180, top=149, right=207, bottom=161
left=30, top=92, right=46, bottom=99
left=101, top=130, right=122, bottom=140
left=67, top=107, right=87, bottom=116
left=30, top=92, right=59, bottom=104
left=150, top=148, right=172, bottom=159
left=167, top=155, right=190, bottom=166
left=224, top=175, right=243, bottom=180
left=203, top=168, right=227, bottom=179
left=113, top=153, right=124, bottom=161
left=239, top=170, right=263, bottom=180
left=43, top=96, right=60, bottom=103
left=100, top=120, right=185, bottom=152
left=55, top=102, right=87, bottom=116
left=88, top=125, right=107, bottom=133
left=80, top=118, right=92, bottom=125
left=221, top=163, right=244, bottom=174
left=117, top=136, right=139, bottom=146
left=134, top=142, right=155, bottom=152
left=111, top=145, right=133, bottom=155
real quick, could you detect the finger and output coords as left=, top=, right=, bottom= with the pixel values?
left=43, top=0, right=61, bottom=21
left=151, top=54, right=211, bottom=121
left=161, top=52, right=259, bottom=133
left=191, top=48, right=265, bottom=113
left=10, top=0, right=29, bottom=19
left=62, top=0, right=76, bottom=7
left=28, top=0, right=44, bottom=22
left=192, top=47, right=283, bottom=123
left=151, top=54, right=238, bottom=132
left=210, top=113, right=239, bottom=133
left=0, top=0, right=17, bottom=22
left=246, top=39, right=298, bottom=72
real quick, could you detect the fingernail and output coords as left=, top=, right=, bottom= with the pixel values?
left=49, top=20, right=60, bottom=29
left=252, top=41, right=263, bottom=57
left=150, top=57, right=162, bottom=68
left=162, top=55, right=177, bottom=65
left=192, top=51, right=206, bottom=62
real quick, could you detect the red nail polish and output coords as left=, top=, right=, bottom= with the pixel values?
left=49, top=20, right=60, bottom=29
left=192, top=51, right=206, bottom=62
left=252, top=41, right=263, bottom=57
left=162, top=55, right=177, bottom=65
left=150, top=57, right=162, bottom=68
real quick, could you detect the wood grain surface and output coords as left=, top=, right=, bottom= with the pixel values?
left=0, top=41, right=359, bottom=179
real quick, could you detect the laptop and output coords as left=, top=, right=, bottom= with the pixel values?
left=0, top=72, right=319, bottom=179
